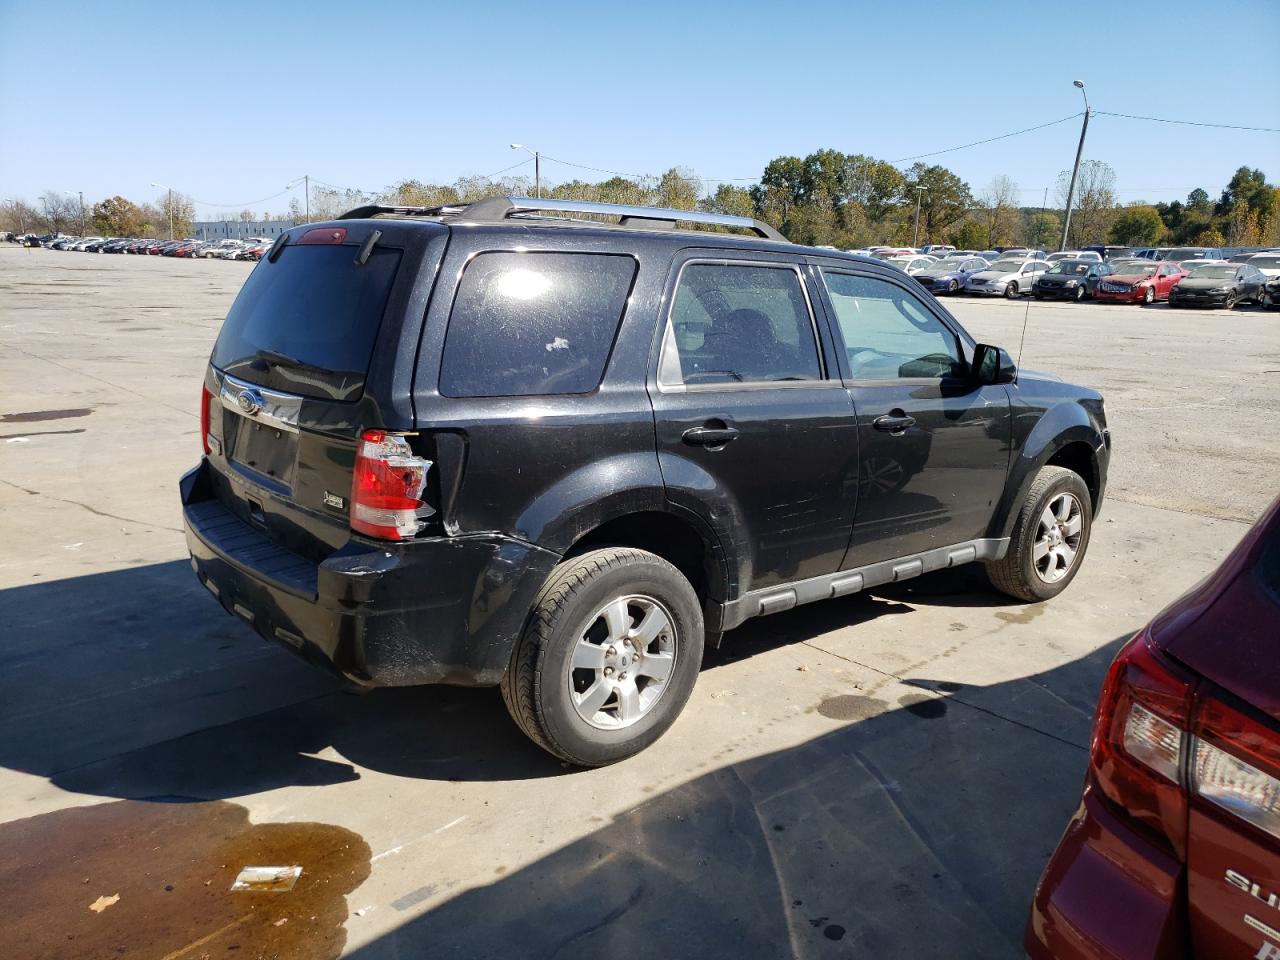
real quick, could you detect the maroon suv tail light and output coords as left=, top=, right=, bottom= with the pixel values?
left=1091, top=628, right=1196, bottom=856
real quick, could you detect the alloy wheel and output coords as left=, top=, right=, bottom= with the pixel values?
left=568, top=595, right=678, bottom=730
left=1032, top=493, right=1083, bottom=584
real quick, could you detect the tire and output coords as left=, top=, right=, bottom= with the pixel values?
left=985, top=466, right=1093, bottom=602
left=948, top=279, right=958, bottom=293
left=1143, top=286, right=1155, bottom=304
left=1074, top=284, right=1086, bottom=302
left=501, top=547, right=704, bottom=766
left=1004, top=281, right=1019, bottom=299
left=1225, top=293, right=1238, bottom=310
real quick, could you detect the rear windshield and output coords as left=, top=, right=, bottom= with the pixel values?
left=211, top=244, right=402, bottom=401
left=439, top=252, right=636, bottom=398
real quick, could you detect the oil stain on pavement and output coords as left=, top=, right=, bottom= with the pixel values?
left=0, top=799, right=370, bottom=960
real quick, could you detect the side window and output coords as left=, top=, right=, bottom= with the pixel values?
left=440, top=252, right=636, bottom=398
left=822, top=272, right=964, bottom=381
left=660, top=263, right=822, bottom=386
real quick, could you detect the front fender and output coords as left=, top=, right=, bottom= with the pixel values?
left=989, top=398, right=1108, bottom=540
left=513, top=452, right=668, bottom=554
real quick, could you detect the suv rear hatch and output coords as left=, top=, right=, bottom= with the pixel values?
left=199, top=222, right=447, bottom=565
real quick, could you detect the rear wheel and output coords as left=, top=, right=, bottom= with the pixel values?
left=986, top=466, right=1092, bottom=602
left=1004, top=281, right=1019, bottom=299
left=501, top=547, right=704, bottom=766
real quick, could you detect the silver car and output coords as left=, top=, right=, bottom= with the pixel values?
left=966, top=257, right=1052, bottom=298
left=885, top=255, right=937, bottom=276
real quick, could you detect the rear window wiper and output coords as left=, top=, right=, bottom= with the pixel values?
left=255, top=349, right=334, bottom=376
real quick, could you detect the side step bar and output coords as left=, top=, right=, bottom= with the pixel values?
left=720, top=537, right=1010, bottom=630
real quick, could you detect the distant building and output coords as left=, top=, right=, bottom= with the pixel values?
left=192, top=219, right=292, bottom=241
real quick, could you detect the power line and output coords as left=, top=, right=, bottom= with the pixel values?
left=1094, top=110, right=1280, bottom=134
left=890, top=113, right=1084, bottom=164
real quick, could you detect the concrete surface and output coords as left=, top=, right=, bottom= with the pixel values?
left=0, top=246, right=1274, bottom=959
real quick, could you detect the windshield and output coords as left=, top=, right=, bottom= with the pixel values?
left=1187, top=265, right=1238, bottom=280
left=1113, top=262, right=1157, bottom=276
left=989, top=259, right=1024, bottom=272
left=1164, top=248, right=1211, bottom=260
left=1250, top=256, right=1280, bottom=270
left=929, top=258, right=967, bottom=271
left=1048, top=261, right=1091, bottom=275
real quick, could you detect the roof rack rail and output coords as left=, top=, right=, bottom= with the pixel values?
left=337, top=203, right=468, bottom=220
left=337, top=196, right=788, bottom=242
left=463, top=196, right=788, bottom=242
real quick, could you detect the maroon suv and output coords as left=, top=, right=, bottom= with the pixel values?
left=1028, top=495, right=1280, bottom=958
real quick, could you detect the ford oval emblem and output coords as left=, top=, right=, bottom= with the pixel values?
left=236, top=388, right=264, bottom=416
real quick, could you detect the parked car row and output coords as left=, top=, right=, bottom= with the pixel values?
left=10, top=233, right=275, bottom=261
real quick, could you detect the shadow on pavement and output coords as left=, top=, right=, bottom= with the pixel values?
left=345, top=639, right=1126, bottom=960
left=0, top=559, right=1020, bottom=801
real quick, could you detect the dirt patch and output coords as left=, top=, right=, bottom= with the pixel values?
left=0, top=798, right=370, bottom=960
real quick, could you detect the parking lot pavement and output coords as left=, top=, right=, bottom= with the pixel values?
left=0, top=247, right=1274, bottom=958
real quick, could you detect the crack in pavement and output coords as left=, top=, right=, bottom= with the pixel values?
left=0, top=478, right=182, bottom=533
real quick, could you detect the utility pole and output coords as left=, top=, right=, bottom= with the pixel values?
left=912, top=186, right=928, bottom=247
left=1040, top=186, right=1048, bottom=250
left=1060, top=80, right=1091, bottom=252
left=510, top=144, right=541, bottom=198
left=37, top=195, right=51, bottom=235
left=78, top=191, right=85, bottom=236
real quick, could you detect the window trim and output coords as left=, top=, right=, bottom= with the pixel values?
left=816, top=265, right=972, bottom=388
left=656, top=257, right=832, bottom=394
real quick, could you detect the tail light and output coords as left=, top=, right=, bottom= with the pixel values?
left=200, top=385, right=214, bottom=456
left=350, top=430, right=434, bottom=540
left=1090, top=628, right=1195, bottom=855
left=1192, top=697, right=1280, bottom=842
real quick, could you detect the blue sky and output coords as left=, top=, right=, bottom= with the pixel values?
left=2, top=0, right=1277, bottom=219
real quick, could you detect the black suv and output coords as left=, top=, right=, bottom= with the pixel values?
left=181, top=197, right=1110, bottom=766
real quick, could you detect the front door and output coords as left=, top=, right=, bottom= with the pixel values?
left=650, top=255, right=859, bottom=593
left=814, top=267, right=1012, bottom=566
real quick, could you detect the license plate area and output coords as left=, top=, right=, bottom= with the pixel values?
left=228, top=413, right=297, bottom=487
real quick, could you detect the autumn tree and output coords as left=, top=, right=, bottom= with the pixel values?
left=1057, top=160, right=1116, bottom=247
left=977, top=175, right=1019, bottom=247
left=90, top=196, right=144, bottom=236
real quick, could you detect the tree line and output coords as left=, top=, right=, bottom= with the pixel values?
left=5, top=155, right=1277, bottom=250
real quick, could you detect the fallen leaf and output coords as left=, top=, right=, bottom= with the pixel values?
left=89, top=894, right=120, bottom=913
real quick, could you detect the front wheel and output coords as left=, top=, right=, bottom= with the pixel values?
left=1004, top=281, right=1019, bottom=299
left=1225, top=293, right=1239, bottom=309
left=1074, top=284, right=1086, bottom=302
left=501, top=547, right=704, bottom=766
left=948, top=279, right=958, bottom=293
left=985, top=466, right=1092, bottom=602
left=1143, top=286, right=1155, bottom=304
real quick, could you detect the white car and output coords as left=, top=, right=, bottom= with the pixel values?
left=70, top=237, right=104, bottom=251
left=885, top=255, right=938, bottom=276
left=1246, top=252, right=1280, bottom=279
left=1047, top=250, right=1102, bottom=262
left=965, top=257, right=1053, bottom=298
left=199, top=239, right=245, bottom=259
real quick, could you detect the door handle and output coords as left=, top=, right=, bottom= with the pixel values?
left=682, top=426, right=739, bottom=447
left=873, top=414, right=916, bottom=435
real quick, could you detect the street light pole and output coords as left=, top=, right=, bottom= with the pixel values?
left=151, top=182, right=175, bottom=240
left=37, top=195, right=51, bottom=234
left=912, top=186, right=928, bottom=247
left=78, top=191, right=85, bottom=236
left=510, top=143, right=541, bottom=198
left=1060, top=80, right=1091, bottom=252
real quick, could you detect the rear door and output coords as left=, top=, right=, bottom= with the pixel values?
left=649, top=252, right=859, bottom=592
left=202, top=223, right=446, bottom=562
left=813, top=266, right=1011, bottom=565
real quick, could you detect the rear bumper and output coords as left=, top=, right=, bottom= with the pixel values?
left=1027, top=783, right=1188, bottom=960
left=181, top=463, right=560, bottom=687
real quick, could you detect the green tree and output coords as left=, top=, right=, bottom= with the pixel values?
left=949, top=219, right=987, bottom=250
left=977, top=175, right=1019, bottom=247
left=700, top=184, right=754, bottom=219
left=1026, top=210, right=1061, bottom=252
left=655, top=167, right=700, bottom=211
left=841, top=154, right=904, bottom=224
left=1186, top=187, right=1211, bottom=211
left=903, top=163, right=973, bottom=244
left=1216, top=166, right=1270, bottom=217
left=1108, top=205, right=1165, bottom=245
left=91, top=196, right=144, bottom=237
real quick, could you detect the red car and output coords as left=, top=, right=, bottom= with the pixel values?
left=1027, top=495, right=1280, bottom=959
left=1093, top=259, right=1187, bottom=304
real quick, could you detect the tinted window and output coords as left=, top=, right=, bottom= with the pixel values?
left=661, top=263, right=822, bottom=386
left=440, top=252, right=636, bottom=398
left=822, top=272, right=963, bottom=381
left=212, top=244, right=402, bottom=401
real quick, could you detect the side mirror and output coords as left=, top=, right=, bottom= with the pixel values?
left=972, top=343, right=1017, bottom=385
